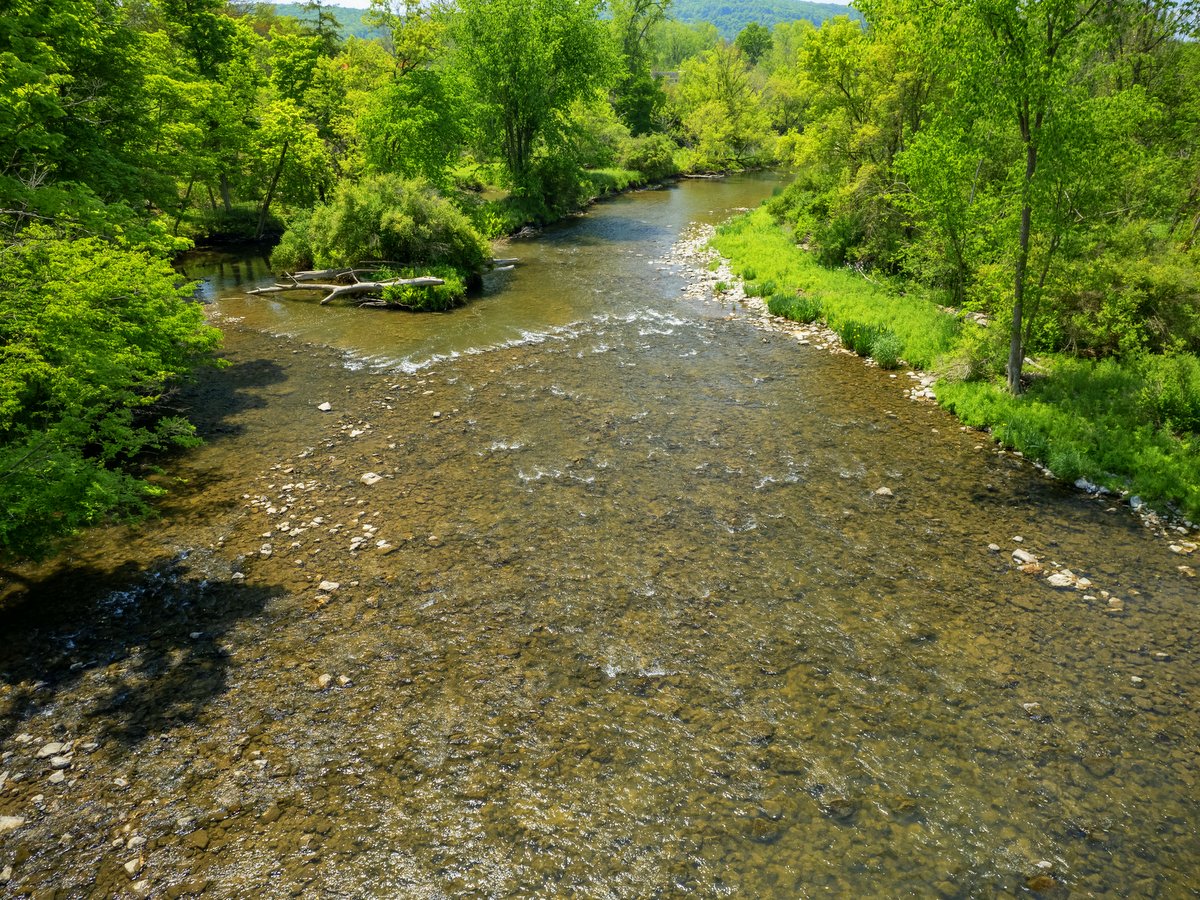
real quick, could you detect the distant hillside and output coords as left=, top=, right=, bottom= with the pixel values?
left=266, top=1, right=859, bottom=43
left=267, top=3, right=383, bottom=41
left=669, top=0, right=861, bottom=37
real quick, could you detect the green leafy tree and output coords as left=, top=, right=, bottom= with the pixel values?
left=0, top=226, right=221, bottom=559
left=735, top=21, right=773, bottom=66
left=452, top=0, right=615, bottom=197
left=673, top=43, right=771, bottom=170
left=610, top=0, right=673, bottom=134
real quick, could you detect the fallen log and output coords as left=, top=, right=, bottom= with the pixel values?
left=247, top=275, right=444, bottom=305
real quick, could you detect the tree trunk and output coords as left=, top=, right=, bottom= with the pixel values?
left=1008, top=138, right=1037, bottom=395
left=219, top=173, right=233, bottom=214
left=256, top=140, right=289, bottom=240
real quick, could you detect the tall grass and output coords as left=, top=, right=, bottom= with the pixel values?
left=712, top=205, right=1200, bottom=521
left=712, top=208, right=959, bottom=368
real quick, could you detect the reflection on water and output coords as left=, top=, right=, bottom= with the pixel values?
left=1, top=175, right=1198, bottom=897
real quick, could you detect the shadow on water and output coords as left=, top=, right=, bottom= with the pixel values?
left=174, top=354, right=289, bottom=443
left=0, top=560, right=281, bottom=747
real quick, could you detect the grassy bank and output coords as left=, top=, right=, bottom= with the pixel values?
left=711, top=207, right=1200, bottom=523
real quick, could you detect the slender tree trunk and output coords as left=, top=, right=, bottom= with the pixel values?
left=256, top=140, right=289, bottom=240
left=173, top=173, right=197, bottom=234
left=1008, top=139, right=1037, bottom=395
left=219, top=173, right=233, bottom=214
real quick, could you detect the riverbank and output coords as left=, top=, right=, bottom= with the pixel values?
left=701, top=205, right=1200, bottom=533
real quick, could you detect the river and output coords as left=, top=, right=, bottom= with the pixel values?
left=1, top=175, right=1197, bottom=897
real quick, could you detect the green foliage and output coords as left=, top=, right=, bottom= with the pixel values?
left=668, top=0, right=861, bottom=40
left=453, top=0, right=616, bottom=198
left=380, top=265, right=469, bottom=311
left=672, top=43, right=773, bottom=172
left=714, top=207, right=958, bottom=368
left=271, top=174, right=489, bottom=274
left=0, top=227, right=222, bottom=559
left=870, top=331, right=903, bottom=369
left=357, top=67, right=470, bottom=186
left=618, top=134, right=681, bottom=181
left=939, top=355, right=1200, bottom=520
left=767, top=291, right=822, bottom=322
left=735, top=22, right=773, bottom=66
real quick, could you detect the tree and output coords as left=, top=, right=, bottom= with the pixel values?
left=672, top=43, right=770, bottom=170
left=735, top=21, right=773, bottom=66
left=0, top=226, right=221, bottom=560
left=453, top=0, right=615, bottom=196
left=610, top=0, right=672, bottom=134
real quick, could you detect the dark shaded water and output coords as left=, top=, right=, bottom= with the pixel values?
left=1, top=177, right=1197, bottom=897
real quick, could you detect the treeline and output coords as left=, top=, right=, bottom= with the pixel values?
left=715, top=0, right=1200, bottom=518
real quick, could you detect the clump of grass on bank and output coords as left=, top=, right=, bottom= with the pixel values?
left=712, top=206, right=1200, bottom=522
left=939, top=356, right=1200, bottom=520
left=712, top=208, right=958, bottom=368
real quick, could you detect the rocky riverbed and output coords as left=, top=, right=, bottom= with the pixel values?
left=2, top=176, right=1199, bottom=896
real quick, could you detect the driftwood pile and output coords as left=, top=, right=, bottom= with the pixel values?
left=246, top=259, right=519, bottom=307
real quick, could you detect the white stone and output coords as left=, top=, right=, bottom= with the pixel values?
left=1022, top=702, right=1041, bottom=713
left=48, top=770, right=66, bottom=784
left=49, top=755, right=71, bottom=769
left=124, top=858, right=143, bottom=877
left=36, top=742, right=66, bottom=759
left=317, top=402, right=332, bottom=412
left=360, top=472, right=383, bottom=486
left=1046, top=572, right=1075, bottom=589
left=318, top=581, right=339, bottom=592
left=0, top=816, right=25, bottom=834
left=317, top=673, right=333, bottom=689
left=874, top=486, right=894, bottom=497
left=1131, top=675, right=1145, bottom=685
left=1012, top=549, right=1039, bottom=566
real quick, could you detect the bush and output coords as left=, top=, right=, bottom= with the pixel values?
left=380, top=265, right=468, bottom=311
left=0, top=227, right=222, bottom=559
left=835, top=319, right=886, bottom=357
left=619, top=134, right=680, bottom=182
left=271, top=174, right=489, bottom=276
left=870, top=331, right=903, bottom=369
left=767, top=292, right=823, bottom=323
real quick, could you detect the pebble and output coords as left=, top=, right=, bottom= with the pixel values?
left=36, top=742, right=67, bottom=759
left=0, top=816, right=25, bottom=834
left=124, top=858, right=143, bottom=877
left=317, top=581, right=340, bottom=592
left=47, top=770, right=66, bottom=784
left=1012, top=535, right=1024, bottom=543
left=987, top=543, right=1000, bottom=552
left=317, top=402, right=332, bottom=412
left=1022, top=702, right=1041, bottom=714
left=874, top=486, right=894, bottom=497
left=1107, top=598, right=1125, bottom=610
left=359, top=472, right=383, bottom=486
left=1012, top=549, right=1038, bottom=565
left=1045, top=571, right=1075, bottom=589
left=187, top=829, right=210, bottom=850
left=49, top=755, right=71, bottom=769
left=127, top=836, right=147, bottom=851
left=317, top=674, right=333, bottom=689
left=1131, top=675, right=1145, bottom=686
left=0, top=866, right=10, bottom=883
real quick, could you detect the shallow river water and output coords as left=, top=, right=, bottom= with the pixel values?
left=1, top=175, right=1198, bottom=898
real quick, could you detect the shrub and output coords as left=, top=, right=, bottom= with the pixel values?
left=380, top=265, right=468, bottom=311
left=271, top=174, right=489, bottom=276
left=618, top=134, right=680, bottom=182
left=871, top=331, right=903, bottom=369
left=767, top=292, right=822, bottom=324
left=835, top=319, right=886, bottom=357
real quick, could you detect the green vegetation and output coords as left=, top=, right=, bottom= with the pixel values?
left=271, top=174, right=489, bottom=279
left=0, top=227, right=222, bottom=559
left=714, top=209, right=958, bottom=368
left=669, top=0, right=861, bottom=38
